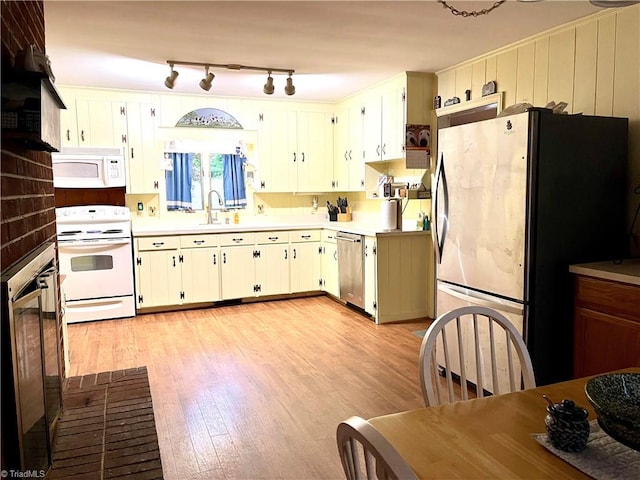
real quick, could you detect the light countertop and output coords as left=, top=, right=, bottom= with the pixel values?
left=569, top=258, right=640, bottom=286
left=131, top=215, right=431, bottom=238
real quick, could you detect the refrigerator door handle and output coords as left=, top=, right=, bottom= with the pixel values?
left=434, top=152, right=449, bottom=263
left=438, top=283, right=524, bottom=316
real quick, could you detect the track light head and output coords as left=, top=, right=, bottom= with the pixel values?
left=165, top=65, right=178, bottom=89
left=263, top=72, right=274, bottom=95
left=199, top=68, right=215, bottom=91
left=284, top=73, right=295, bottom=96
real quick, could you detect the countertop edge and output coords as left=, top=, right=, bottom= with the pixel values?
left=569, top=262, right=640, bottom=286
left=132, top=222, right=432, bottom=238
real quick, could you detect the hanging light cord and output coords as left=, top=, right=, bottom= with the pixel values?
left=437, top=0, right=507, bottom=17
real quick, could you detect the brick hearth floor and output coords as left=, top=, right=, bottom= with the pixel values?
left=50, top=366, right=164, bottom=480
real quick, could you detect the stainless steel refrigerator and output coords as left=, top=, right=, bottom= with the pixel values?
left=433, top=109, right=628, bottom=387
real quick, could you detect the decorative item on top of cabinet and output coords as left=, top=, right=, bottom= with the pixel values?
left=482, top=81, right=497, bottom=97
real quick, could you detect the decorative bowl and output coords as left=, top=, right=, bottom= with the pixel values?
left=585, top=373, right=640, bottom=451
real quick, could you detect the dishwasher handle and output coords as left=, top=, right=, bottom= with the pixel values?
left=336, top=232, right=362, bottom=243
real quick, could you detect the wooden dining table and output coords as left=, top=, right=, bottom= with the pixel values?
left=368, top=367, right=640, bottom=479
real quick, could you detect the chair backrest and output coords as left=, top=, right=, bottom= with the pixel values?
left=419, top=306, right=536, bottom=406
left=336, top=416, right=417, bottom=480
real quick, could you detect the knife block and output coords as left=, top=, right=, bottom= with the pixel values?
left=338, top=207, right=352, bottom=222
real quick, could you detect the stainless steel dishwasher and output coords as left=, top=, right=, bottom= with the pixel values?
left=336, top=231, right=365, bottom=309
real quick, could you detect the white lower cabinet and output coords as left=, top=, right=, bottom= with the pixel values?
left=219, top=233, right=257, bottom=300
left=255, top=231, right=290, bottom=296
left=289, top=230, right=322, bottom=293
left=180, top=235, right=221, bottom=304
left=321, top=230, right=339, bottom=297
left=364, top=236, right=377, bottom=316
left=135, top=236, right=182, bottom=308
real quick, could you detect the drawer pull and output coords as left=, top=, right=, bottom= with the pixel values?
left=268, top=236, right=279, bottom=241
left=301, top=235, right=311, bottom=239
left=152, top=242, right=164, bottom=247
left=233, top=238, right=243, bottom=243
left=194, top=240, right=205, bottom=245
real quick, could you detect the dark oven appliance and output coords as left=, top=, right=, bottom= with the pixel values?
left=1, top=242, right=63, bottom=474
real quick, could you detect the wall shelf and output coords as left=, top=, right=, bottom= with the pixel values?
left=1, top=71, right=66, bottom=152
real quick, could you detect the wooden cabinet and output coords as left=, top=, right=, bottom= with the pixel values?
left=179, top=235, right=220, bottom=304
left=135, top=236, right=181, bottom=308
left=289, top=230, right=322, bottom=293
left=332, top=99, right=365, bottom=192
left=321, top=230, right=339, bottom=297
left=572, top=275, right=640, bottom=378
left=125, top=102, right=160, bottom=194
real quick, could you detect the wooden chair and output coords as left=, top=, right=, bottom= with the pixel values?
left=419, top=306, right=536, bottom=406
left=336, top=416, right=417, bottom=480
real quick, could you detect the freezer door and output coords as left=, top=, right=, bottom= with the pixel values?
left=436, top=281, right=525, bottom=395
left=435, top=113, right=529, bottom=301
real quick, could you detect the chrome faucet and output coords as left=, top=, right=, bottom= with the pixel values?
left=207, top=189, right=226, bottom=224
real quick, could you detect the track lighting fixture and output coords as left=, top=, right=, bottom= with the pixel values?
left=263, top=71, right=274, bottom=95
left=164, top=64, right=178, bottom=89
left=199, top=67, right=215, bottom=91
left=165, top=60, right=296, bottom=95
left=284, top=73, right=295, bottom=96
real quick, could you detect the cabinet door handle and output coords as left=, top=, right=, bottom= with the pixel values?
left=260, top=181, right=266, bottom=189
left=81, top=130, right=85, bottom=142
left=66, top=129, right=70, bottom=141
left=284, top=249, right=288, bottom=260
left=376, top=145, right=380, bottom=156
left=172, top=256, right=176, bottom=267
left=334, top=251, right=338, bottom=261
left=348, top=150, right=352, bottom=160
left=301, top=152, right=305, bottom=162
left=293, top=248, right=297, bottom=259
left=131, top=147, right=134, bottom=158
left=153, top=181, right=159, bottom=189
left=293, top=152, right=297, bottom=163
left=223, top=252, right=226, bottom=264
left=213, top=253, right=217, bottom=265
left=344, top=151, right=348, bottom=161
left=122, top=134, right=127, bottom=143
left=382, top=143, right=386, bottom=155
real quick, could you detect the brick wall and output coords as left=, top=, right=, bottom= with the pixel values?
left=1, top=0, right=54, bottom=271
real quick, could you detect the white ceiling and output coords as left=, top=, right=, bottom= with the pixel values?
left=44, top=1, right=608, bottom=103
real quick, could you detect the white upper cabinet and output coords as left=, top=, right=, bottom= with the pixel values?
left=58, top=88, right=128, bottom=148
left=255, top=105, right=333, bottom=193
left=332, top=98, right=365, bottom=192
left=125, top=102, right=160, bottom=194
left=362, top=72, right=435, bottom=164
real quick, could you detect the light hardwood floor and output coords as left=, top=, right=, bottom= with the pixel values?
left=66, top=296, right=430, bottom=480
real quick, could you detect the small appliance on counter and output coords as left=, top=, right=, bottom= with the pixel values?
left=381, top=198, right=402, bottom=231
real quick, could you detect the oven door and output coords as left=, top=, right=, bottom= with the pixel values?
left=58, top=238, right=135, bottom=323
left=58, top=238, right=134, bottom=300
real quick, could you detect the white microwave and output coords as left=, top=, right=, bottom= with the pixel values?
left=52, top=147, right=126, bottom=188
